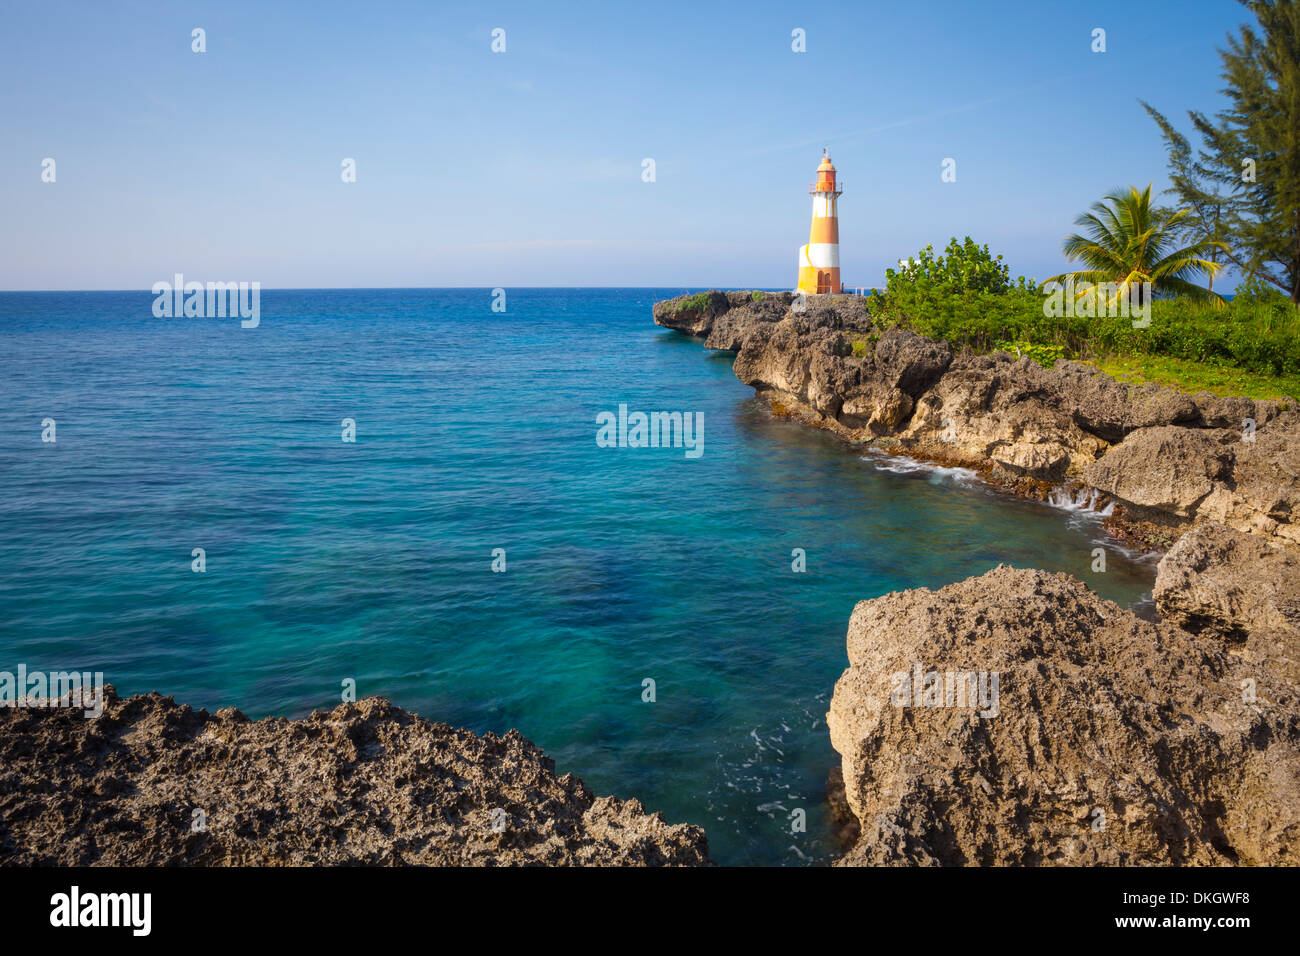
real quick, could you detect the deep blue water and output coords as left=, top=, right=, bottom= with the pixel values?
left=0, top=288, right=1155, bottom=866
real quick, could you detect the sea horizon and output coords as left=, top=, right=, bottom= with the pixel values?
left=0, top=287, right=1157, bottom=866
left=5, top=1, right=1296, bottom=926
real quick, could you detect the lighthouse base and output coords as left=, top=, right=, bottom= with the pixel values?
left=797, top=266, right=841, bottom=295
left=797, top=244, right=840, bottom=294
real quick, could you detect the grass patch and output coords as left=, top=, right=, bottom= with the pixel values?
left=673, top=292, right=713, bottom=315
left=870, top=281, right=1300, bottom=400
left=1089, top=354, right=1300, bottom=401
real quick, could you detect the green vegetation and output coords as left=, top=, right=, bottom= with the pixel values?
left=869, top=240, right=1300, bottom=398
left=992, top=341, right=1067, bottom=368
left=859, top=5, right=1300, bottom=401
left=1094, top=352, right=1300, bottom=401
left=1045, top=184, right=1226, bottom=304
left=750, top=290, right=765, bottom=302
left=1143, top=0, right=1300, bottom=303
left=885, top=237, right=1015, bottom=295
left=674, top=292, right=713, bottom=315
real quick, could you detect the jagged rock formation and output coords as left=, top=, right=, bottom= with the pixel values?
left=1154, top=522, right=1300, bottom=686
left=0, top=688, right=710, bottom=866
left=655, top=293, right=1300, bottom=866
left=654, top=291, right=1299, bottom=548
left=826, top=566, right=1300, bottom=866
left=1155, top=523, right=1300, bottom=640
left=1088, top=420, right=1300, bottom=547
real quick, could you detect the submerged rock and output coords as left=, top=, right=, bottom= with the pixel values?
left=826, top=566, right=1300, bottom=866
left=0, top=688, right=710, bottom=866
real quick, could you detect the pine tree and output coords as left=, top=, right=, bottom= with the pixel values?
left=1144, top=0, right=1300, bottom=302
left=1141, top=107, right=1232, bottom=295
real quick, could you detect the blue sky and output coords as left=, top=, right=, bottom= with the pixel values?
left=0, top=0, right=1255, bottom=290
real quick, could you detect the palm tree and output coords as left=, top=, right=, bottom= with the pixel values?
left=1045, top=184, right=1228, bottom=306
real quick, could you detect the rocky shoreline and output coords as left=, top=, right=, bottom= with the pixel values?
left=657, top=290, right=1300, bottom=865
left=2, top=292, right=1293, bottom=868
left=0, top=688, right=710, bottom=866
left=654, top=290, right=1298, bottom=551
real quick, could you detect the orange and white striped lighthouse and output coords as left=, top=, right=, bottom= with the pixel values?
left=797, top=150, right=842, bottom=295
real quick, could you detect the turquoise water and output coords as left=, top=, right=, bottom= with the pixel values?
left=0, top=288, right=1154, bottom=865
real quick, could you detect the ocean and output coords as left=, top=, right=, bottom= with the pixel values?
left=0, top=288, right=1155, bottom=865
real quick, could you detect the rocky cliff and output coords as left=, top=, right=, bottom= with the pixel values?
left=656, top=291, right=1300, bottom=866
left=826, top=564, right=1299, bottom=865
left=654, top=291, right=1299, bottom=550
left=0, top=687, right=710, bottom=866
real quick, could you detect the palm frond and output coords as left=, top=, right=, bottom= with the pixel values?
left=1055, top=184, right=1225, bottom=302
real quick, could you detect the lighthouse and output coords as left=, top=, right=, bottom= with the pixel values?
left=797, top=150, right=842, bottom=295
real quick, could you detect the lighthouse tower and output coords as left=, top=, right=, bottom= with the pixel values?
left=797, top=150, right=842, bottom=295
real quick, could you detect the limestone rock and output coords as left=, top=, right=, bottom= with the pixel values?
left=652, top=292, right=1299, bottom=545
left=1155, top=522, right=1300, bottom=646
left=0, top=688, right=710, bottom=866
left=827, top=566, right=1300, bottom=866
left=1084, top=425, right=1236, bottom=517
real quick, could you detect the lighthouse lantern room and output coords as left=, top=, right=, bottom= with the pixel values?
left=797, top=150, right=842, bottom=295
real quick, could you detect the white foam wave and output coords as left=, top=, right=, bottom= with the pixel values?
left=1044, top=485, right=1163, bottom=567
left=1047, top=485, right=1115, bottom=518
left=862, top=450, right=979, bottom=486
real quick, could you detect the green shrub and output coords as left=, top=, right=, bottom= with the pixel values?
left=750, top=290, right=765, bottom=302
left=867, top=238, right=1300, bottom=389
left=994, top=340, right=1067, bottom=368
left=885, top=237, right=1013, bottom=297
left=674, top=292, right=713, bottom=316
